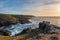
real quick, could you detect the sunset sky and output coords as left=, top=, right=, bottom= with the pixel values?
left=0, top=0, right=60, bottom=16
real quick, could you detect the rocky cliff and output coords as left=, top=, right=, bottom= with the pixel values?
left=0, top=14, right=34, bottom=27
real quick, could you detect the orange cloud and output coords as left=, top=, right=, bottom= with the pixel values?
left=34, top=3, right=60, bottom=16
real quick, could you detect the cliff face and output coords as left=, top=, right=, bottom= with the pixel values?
left=0, top=15, right=18, bottom=26
left=12, top=15, right=34, bottom=24
left=0, top=14, right=34, bottom=26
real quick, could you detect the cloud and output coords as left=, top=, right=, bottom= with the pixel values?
left=23, top=0, right=60, bottom=13
left=0, top=0, right=60, bottom=16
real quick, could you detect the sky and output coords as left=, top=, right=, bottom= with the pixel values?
left=0, top=0, right=60, bottom=16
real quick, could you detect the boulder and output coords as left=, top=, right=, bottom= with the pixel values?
left=0, top=30, right=11, bottom=36
left=39, top=21, right=60, bottom=34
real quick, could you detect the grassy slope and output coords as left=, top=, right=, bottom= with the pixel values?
left=0, top=34, right=60, bottom=40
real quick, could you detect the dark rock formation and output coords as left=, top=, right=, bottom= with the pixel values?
left=0, top=30, right=11, bottom=36
left=13, top=15, right=33, bottom=24
left=39, top=21, right=60, bottom=34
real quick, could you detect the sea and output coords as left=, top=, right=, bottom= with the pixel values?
left=2, top=16, right=60, bottom=36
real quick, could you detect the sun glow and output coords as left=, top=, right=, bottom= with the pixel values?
left=34, top=3, right=60, bottom=16
left=57, top=4, right=60, bottom=13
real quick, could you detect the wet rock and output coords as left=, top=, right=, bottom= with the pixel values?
left=22, top=28, right=32, bottom=33
left=0, top=30, right=11, bottom=36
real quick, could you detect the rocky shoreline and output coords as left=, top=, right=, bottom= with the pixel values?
left=0, top=14, right=34, bottom=36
